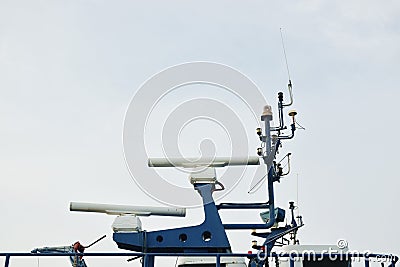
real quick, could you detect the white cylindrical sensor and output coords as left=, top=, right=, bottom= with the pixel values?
left=148, top=156, right=260, bottom=168
left=70, top=202, right=186, bottom=217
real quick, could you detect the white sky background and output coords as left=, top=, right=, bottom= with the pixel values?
left=1, top=1, right=399, bottom=266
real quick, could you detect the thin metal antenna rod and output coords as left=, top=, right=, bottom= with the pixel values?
left=296, top=173, right=299, bottom=216
left=280, top=27, right=291, bottom=81
left=280, top=27, right=294, bottom=107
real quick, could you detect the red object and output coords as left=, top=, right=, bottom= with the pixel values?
left=248, top=250, right=253, bottom=254
left=73, top=241, right=85, bottom=259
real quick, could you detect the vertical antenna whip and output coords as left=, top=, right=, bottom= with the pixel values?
left=280, top=27, right=291, bottom=81
left=280, top=27, right=294, bottom=107
left=296, top=173, right=300, bottom=216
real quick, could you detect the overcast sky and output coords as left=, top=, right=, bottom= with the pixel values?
left=1, top=1, right=399, bottom=267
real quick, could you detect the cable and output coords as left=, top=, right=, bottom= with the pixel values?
left=295, top=121, right=306, bottom=130
left=248, top=173, right=267, bottom=194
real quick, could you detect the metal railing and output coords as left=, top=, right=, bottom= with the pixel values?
left=0, top=251, right=398, bottom=267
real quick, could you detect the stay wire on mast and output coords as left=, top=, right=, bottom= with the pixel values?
left=248, top=173, right=267, bottom=194
left=295, top=121, right=306, bottom=130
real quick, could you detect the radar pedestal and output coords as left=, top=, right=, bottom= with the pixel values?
left=113, top=179, right=231, bottom=254
left=113, top=165, right=231, bottom=267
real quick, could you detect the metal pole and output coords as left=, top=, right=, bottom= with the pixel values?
left=4, top=255, right=10, bottom=267
left=261, top=105, right=273, bottom=156
left=142, top=254, right=154, bottom=267
left=364, top=257, right=370, bottom=267
left=264, top=119, right=272, bottom=153
left=289, top=257, right=294, bottom=267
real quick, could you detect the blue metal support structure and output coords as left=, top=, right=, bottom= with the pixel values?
left=113, top=183, right=231, bottom=260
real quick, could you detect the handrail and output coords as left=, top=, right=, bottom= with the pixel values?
left=1, top=251, right=398, bottom=267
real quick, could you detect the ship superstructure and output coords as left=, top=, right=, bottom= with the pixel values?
left=2, top=81, right=398, bottom=267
